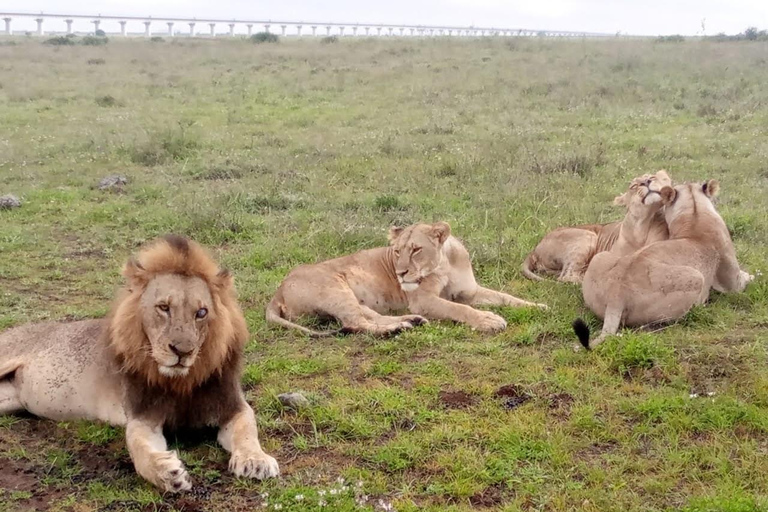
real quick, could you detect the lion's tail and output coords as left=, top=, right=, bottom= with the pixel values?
left=266, top=295, right=342, bottom=338
left=521, top=252, right=544, bottom=281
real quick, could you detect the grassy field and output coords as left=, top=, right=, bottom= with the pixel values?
left=1, top=34, right=768, bottom=512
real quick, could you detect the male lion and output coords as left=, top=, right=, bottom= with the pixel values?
left=267, top=221, right=547, bottom=335
left=521, top=170, right=673, bottom=283
left=0, top=235, right=279, bottom=492
left=574, top=180, right=754, bottom=349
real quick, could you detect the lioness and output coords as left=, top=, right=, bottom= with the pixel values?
left=267, top=222, right=547, bottom=335
left=574, top=180, right=754, bottom=349
left=521, top=170, right=672, bottom=283
left=0, top=236, right=279, bottom=492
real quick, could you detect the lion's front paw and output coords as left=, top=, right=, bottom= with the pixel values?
left=534, top=302, right=549, bottom=310
left=470, top=311, right=507, bottom=332
left=229, top=450, right=280, bottom=480
left=403, top=315, right=429, bottom=326
left=148, top=451, right=192, bottom=493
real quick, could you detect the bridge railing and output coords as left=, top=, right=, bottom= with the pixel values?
left=0, top=12, right=618, bottom=38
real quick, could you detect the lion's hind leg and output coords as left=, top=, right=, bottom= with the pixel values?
left=0, top=379, right=23, bottom=415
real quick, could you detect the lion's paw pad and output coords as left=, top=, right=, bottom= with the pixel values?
left=153, top=453, right=192, bottom=493
left=229, top=452, right=280, bottom=480
left=472, top=312, right=507, bottom=332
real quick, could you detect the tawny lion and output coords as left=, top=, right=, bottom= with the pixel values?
left=522, top=170, right=673, bottom=283
left=267, top=222, right=547, bottom=335
left=0, top=236, right=279, bottom=492
left=574, top=180, right=754, bottom=349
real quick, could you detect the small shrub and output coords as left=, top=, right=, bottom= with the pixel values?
left=150, top=36, right=165, bottom=43
left=87, top=58, right=106, bottom=65
left=321, top=35, right=339, bottom=44
left=94, top=29, right=106, bottom=37
left=130, top=124, right=199, bottom=166
left=44, top=36, right=75, bottom=46
left=655, top=35, right=685, bottom=43
left=95, top=95, right=120, bottom=107
left=82, top=35, right=108, bottom=46
left=373, top=194, right=405, bottom=212
left=250, top=32, right=279, bottom=43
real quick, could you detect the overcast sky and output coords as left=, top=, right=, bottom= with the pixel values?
left=3, top=0, right=766, bottom=36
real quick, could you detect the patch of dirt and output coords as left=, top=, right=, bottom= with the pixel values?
left=623, top=365, right=670, bottom=386
left=438, top=390, right=479, bottom=409
left=0, top=457, right=68, bottom=511
left=469, top=483, right=508, bottom=508
left=494, top=384, right=532, bottom=410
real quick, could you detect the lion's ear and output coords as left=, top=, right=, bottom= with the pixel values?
left=703, top=180, right=720, bottom=198
left=213, top=268, right=234, bottom=292
left=431, top=222, right=451, bottom=244
left=122, top=258, right=147, bottom=288
left=660, top=186, right=676, bottom=205
left=388, top=226, right=404, bottom=244
left=613, top=192, right=628, bottom=206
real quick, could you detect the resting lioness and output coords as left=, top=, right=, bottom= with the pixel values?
left=0, top=236, right=279, bottom=492
left=521, top=170, right=672, bottom=283
left=574, top=180, right=754, bottom=349
left=267, top=222, right=547, bottom=335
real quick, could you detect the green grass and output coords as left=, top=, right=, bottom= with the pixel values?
left=1, top=35, right=767, bottom=512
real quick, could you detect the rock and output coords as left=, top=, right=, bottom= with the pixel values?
left=97, top=174, right=128, bottom=191
left=0, top=194, right=21, bottom=210
left=277, top=392, right=310, bottom=410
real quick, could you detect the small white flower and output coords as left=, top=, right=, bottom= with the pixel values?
left=261, top=493, right=270, bottom=499
left=689, top=393, right=699, bottom=399
left=319, top=500, right=327, bottom=507
left=295, top=494, right=304, bottom=501
left=274, top=505, right=283, bottom=511
left=336, top=476, right=345, bottom=484
left=356, top=481, right=364, bottom=488
left=318, top=490, right=327, bottom=496
left=330, top=489, right=339, bottom=495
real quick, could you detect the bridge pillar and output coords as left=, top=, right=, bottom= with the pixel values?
left=264, top=24, right=270, bottom=33
left=246, top=24, right=253, bottom=36
left=352, top=26, right=357, bottom=36
left=281, top=25, right=287, bottom=36
left=338, top=26, right=344, bottom=36
left=167, top=22, right=174, bottom=36
left=120, top=20, right=127, bottom=36
left=439, top=29, right=444, bottom=36
left=325, top=25, right=331, bottom=35
left=365, top=27, right=370, bottom=36
left=3, top=18, right=10, bottom=36
left=93, top=20, right=101, bottom=33
left=399, top=27, right=404, bottom=36
left=65, top=19, right=73, bottom=34
left=410, top=28, right=415, bottom=36
left=229, top=23, right=235, bottom=36
left=189, top=22, right=195, bottom=36
left=311, top=26, right=317, bottom=36
left=388, top=27, right=393, bottom=36
left=143, top=21, right=151, bottom=37
left=209, top=23, right=215, bottom=36
left=296, top=25, right=302, bottom=36
left=377, top=26, right=382, bottom=36
left=35, top=18, right=44, bottom=36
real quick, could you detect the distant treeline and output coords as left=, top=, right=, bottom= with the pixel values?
left=656, top=27, right=768, bottom=43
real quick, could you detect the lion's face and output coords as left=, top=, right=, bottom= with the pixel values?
left=663, top=180, right=720, bottom=225
left=139, top=274, right=214, bottom=378
left=388, top=222, right=451, bottom=292
left=614, top=170, right=673, bottom=214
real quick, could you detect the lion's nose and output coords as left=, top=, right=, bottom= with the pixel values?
left=169, top=343, right=193, bottom=357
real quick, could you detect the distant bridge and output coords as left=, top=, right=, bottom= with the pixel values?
left=0, top=12, right=616, bottom=38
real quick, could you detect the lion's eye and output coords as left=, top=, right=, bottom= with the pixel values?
left=196, top=308, right=208, bottom=319
left=412, top=247, right=422, bottom=255
left=157, top=304, right=170, bottom=313
left=394, top=250, right=400, bottom=257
